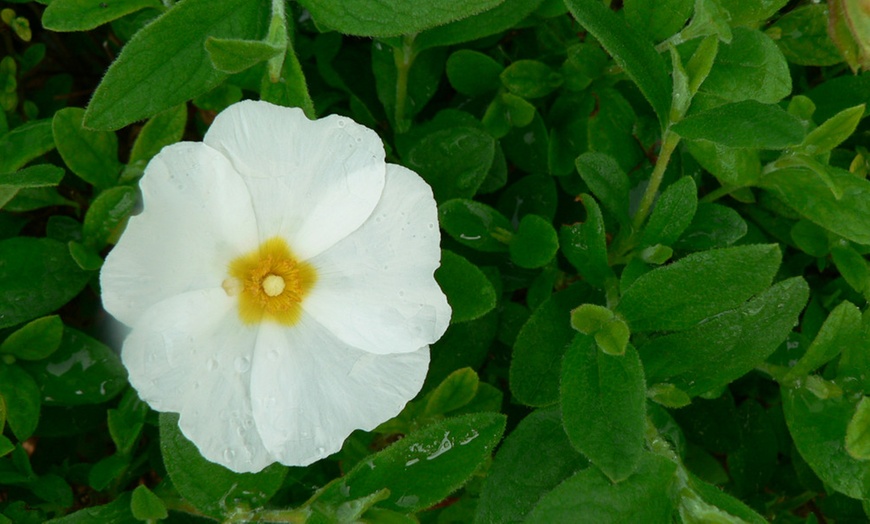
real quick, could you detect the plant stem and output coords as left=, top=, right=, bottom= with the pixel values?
left=632, top=130, right=681, bottom=231
left=393, top=34, right=417, bottom=133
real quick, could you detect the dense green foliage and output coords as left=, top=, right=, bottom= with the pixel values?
left=2, top=0, right=870, bottom=521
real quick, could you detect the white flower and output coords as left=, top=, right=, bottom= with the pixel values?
left=100, top=100, right=451, bottom=473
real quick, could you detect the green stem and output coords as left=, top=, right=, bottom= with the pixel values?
left=632, top=130, right=681, bottom=231
left=393, top=34, right=417, bottom=133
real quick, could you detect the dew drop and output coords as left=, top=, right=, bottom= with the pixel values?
left=427, top=223, right=435, bottom=230
left=234, top=356, right=251, bottom=373
left=223, top=448, right=236, bottom=462
left=206, top=358, right=218, bottom=371
left=398, top=290, right=405, bottom=297
left=192, top=381, right=200, bottom=390
left=268, top=349, right=280, bottom=360
left=337, top=119, right=346, bottom=127
left=316, top=446, right=326, bottom=455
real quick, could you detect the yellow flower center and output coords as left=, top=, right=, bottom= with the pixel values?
left=224, top=237, right=316, bottom=326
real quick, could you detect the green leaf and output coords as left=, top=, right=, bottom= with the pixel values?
left=160, top=413, right=287, bottom=519
left=439, top=199, right=512, bottom=252
left=673, top=100, right=805, bottom=149
left=130, top=485, right=167, bottom=521
left=509, top=214, right=558, bottom=269
left=414, top=0, right=544, bottom=51
left=298, top=0, right=503, bottom=37
left=52, top=107, right=121, bottom=188
left=684, top=140, right=760, bottom=187
left=500, top=60, right=562, bottom=99
left=575, top=152, right=630, bottom=226
left=42, top=0, right=161, bottom=32
left=783, top=385, right=870, bottom=499
left=719, top=0, right=788, bottom=26
left=769, top=4, right=844, bottom=67
left=511, top=284, right=589, bottom=407
left=624, top=0, right=693, bottom=43
left=205, top=37, right=282, bottom=74
left=0, top=315, right=63, bottom=361
left=68, top=242, right=104, bottom=271
left=641, top=176, right=697, bottom=247
left=525, top=452, right=676, bottom=523
left=0, top=237, right=91, bottom=330
left=128, top=104, right=187, bottom=164
left=20, top=328, right=127, bottom=406
left=640, top=277, right=809, bottom=397
left=563, top=0, right=672, bottom=124
left=832, top=243, right=870, bottom=296
left=107, top=388, right=148, bottom=455
left=317, top=413, right=506, bottom=513
left=784, top=301, right=861, bottom=382
left=587, top=88, right=643, bottom=172
left=0, top=119, right=55, bottom=174
left=797, top=104, right=865, bottom=156
left=0, top=165, right=64, bottom=189
left=617, top=244, right=781, bottom=332
left=475, top=406, right=587, bottom=524
left=434, top=250, right=497, bottom=323
left=82, top=186, right=137, bottom=249
left=496, top=174, right=558, bottom=222
left=846, top=396, right=870, bottom=460
left=84, top=0, right=267, bottom=130
left=760, top=167, right=870, bottom=245
left=683, top=472, right=769, bottom=524
left=89, top=453, right=130, bottom=491
left=446, top=50, right=502, bottom=97
left=0, top=363, right=40, bottom=440
left=561, top=335, right=646, bottom=482
left=698, top=27, right=791, bottom=105
left=405, top=126, right=495, bottom=202
left=686, top=35, right=720, bottom=96
left=46, top=492, right=135, bottom=523
left=0, top=435, right=13, bottom=458
left=674, top=203, right=747, bottom=251
left=559, top=195, right=614, bottom=289
left=423, top=368, right=479, bottom=416
left=570, top=304, right=630, bottom=356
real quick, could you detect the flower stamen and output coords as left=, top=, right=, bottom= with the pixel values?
left=228, top=237, right=316, bottom=325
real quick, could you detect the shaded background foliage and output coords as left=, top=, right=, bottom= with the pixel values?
left=2, top=0, right=870, bottom=522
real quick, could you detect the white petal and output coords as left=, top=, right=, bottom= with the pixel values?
left=100, top=142, right=258, bottom=327
left=122, top=289, right=273, bottom=473
left=304, top=164, right=451, bottom=355
left=250, top=318, right=429, bottom=466
left=203, top=100, right=387, bottom=259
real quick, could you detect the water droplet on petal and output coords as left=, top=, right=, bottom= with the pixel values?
left=223, top=448, right=236, bottom=462
left=268, top=349, right=280, bottom=360
left=206, top=358, right=218, bottom=371
left=317, top=446, right=326, bottom=455
left=234, top=356, right=251, bottom=373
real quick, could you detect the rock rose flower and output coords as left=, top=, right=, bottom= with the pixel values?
left=100, top=100, right=451, bottom=473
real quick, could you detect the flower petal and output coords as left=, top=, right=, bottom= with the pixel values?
left=250, top=318, right=429, bottom=466
left=304, top=164, right=451, bottom=355
left=101, top=142, right=258, bottom=327
left=203, top=100, right=387, bottom=259
left=122, top=289, right=272, bottom=473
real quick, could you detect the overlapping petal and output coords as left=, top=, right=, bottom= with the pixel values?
left=121, top=289, right=272, bottom=473
left=100, top=142, right=258, bottom=326
left=203, top=101, right=387, bottom=259
left=249, top=318, right=430, bottom=466
left=305, top=165, right=451, bottom=355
